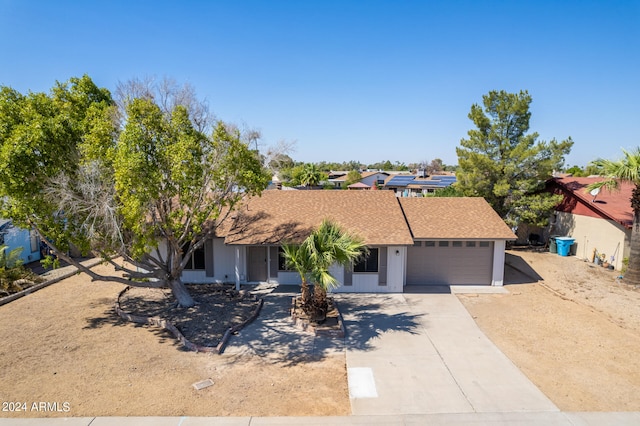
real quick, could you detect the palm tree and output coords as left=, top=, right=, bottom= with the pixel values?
left=588, top=148, right=640, bottom=284
left=302, top=219, right=368, bottom=321
left=299, top=163, right=323, bottom=188
left=281, top=243, right=313, bottom=306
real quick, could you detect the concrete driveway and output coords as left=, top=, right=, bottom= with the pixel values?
left=224, top=285, right=557, bottom=416
left=335, top=292, right=559, bottom=416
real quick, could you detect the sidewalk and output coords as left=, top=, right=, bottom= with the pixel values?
left=2, top=412, right=640, bottom=425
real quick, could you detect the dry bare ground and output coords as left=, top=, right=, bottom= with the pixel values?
left=0, top=264, right=348, bottom=418
left=459, top=248, right=640, bottom=411
left=2, top=251, right=640, bottom=417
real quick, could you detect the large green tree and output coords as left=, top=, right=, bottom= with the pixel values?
left=0, top=76, right=269, bottom=307
left=456, top=90, right=573, bottom=226
left=588, top=148, right=640, bottom=285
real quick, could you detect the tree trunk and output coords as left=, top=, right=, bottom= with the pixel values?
left=300, top=279, right=311, bottom=306
left=169, top=278, right=196, bottom=308
left=624, top=201, right=640, bottom=284
left=310, top=283, right=328, bottom=322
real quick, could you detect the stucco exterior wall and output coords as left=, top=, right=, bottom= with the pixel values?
left=554, top=211, right=629, bottom=270
left=3, top=226, right=40, bottom=264
left=492, top=240, right=506, bottom=286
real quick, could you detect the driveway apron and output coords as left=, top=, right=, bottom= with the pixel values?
left=337, top=292, right=558, bottom=416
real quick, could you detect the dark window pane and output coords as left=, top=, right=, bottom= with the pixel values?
left=193, top=247, right=206, bottom=270
left=278, top=247, right=289, bottom=271
left=354, top=248, right=379, bottom=272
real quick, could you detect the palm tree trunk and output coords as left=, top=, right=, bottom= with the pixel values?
left=624, top=188, right=640, bottom=284
left=300, top=279, right=311, bottom=305
left=311, top=283, right=328, bottom=321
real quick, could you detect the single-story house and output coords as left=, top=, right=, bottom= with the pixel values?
left=0, top=219, right=41, bottom=265
left=326, top=171, right=348, bottom=188
left=360, top=171, right=389, bottom=188
left=168, top=190, right=515, bottom=292
left=547, top=177, right=632, bottom=270
left=383, top=173, right=457, bottom=197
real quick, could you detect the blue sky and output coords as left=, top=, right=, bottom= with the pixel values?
left=1, top=0, right=638, bottom=167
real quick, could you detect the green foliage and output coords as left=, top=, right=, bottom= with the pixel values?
left=284, top=220, right=368, bottom=318
left=0, top=245, right=42, bottom=295
left=456, top=90, right=573, bottom=226
left=303, top=219, right=368, bottom=291
left=0, top=75, right=270, bottom=306
left=566, top=165, right=587, bottom=177
left=344, top=170, right=362, bottom=187
left=425, top=184, right=464, bottom=197
left=299, top=163, right=326, bottom=187
left=0, top=76, right=113, bottom=253
left=0, top=245, right=23, bottom=269
left=587, top=148, right=640, bottom=284
left=367, top=160, right=409, bottom=171
left=281, top=243, right=313, bottom=304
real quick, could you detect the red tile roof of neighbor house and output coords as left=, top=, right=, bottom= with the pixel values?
left=399, top=197, right=516, bottom=240
left=550, top=177, right=634, bottom=228
left=216, top=190, right=514, bottom=245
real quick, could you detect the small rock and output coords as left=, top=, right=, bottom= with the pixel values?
left=193, top=379, right=214, bottom=390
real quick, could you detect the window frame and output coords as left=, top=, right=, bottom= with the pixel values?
left=353, top=248, right=379, bottom=273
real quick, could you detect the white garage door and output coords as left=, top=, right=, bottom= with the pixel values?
left=406, top=241, right=493, bottom=285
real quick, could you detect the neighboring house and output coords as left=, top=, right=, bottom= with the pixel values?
left=326, top=171, right=348, bottom=188
left=0, top=220, right=41, bottom=265
left=166, top=190, right=514, bottom=291
left=384, top=173, right=457, bottom=196
left=360, top=171, right=389, bottom=188
left=347, top=182, right=371, bottom=190
left=547, top=177, right=632, bottom=270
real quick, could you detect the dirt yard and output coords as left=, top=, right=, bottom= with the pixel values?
left=0, top=264, right=348, bottom=418
left=459, top=248, right=640, bottom=411
left=2, top=252, right=640, bottom=417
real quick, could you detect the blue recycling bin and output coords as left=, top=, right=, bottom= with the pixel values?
left=555, top=237, right=575, bottom=256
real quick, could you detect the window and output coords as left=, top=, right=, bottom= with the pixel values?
left=278, top=247, right=292, bottom=271
left=466, top=241, right=476, bottom=247
left=479, top=241, right=490, bottom=247
left=413, top=241, right=422, bottom=247
left=30, top=230, right=39, bottom=253
left=182, top=243, right=205, bottom=270
left=354, top=248, right=379, bottom=273
left=452, top=241, right=462, bottom=247
left=424, top=241, right=435, bottom=247
left=438, top=241, right=449, bottom=247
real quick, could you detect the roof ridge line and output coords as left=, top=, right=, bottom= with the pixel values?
left=396, top=197, right=415, bottom=240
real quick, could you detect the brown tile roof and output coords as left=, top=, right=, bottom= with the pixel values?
left=399, top=197, right=516, bottom=240
left=219, top=190, right=414, bottom=246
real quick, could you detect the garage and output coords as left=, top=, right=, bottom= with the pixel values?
left=406, top=240, right=494, bottom=285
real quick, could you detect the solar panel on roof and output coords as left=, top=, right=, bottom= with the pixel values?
left=387, top=176, right=416, bottom=186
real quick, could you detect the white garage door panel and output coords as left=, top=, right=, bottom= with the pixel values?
left=406, top=243, right=493, bottom=285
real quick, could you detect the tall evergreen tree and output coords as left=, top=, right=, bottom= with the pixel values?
left=456, top=90, right=573, bottom=226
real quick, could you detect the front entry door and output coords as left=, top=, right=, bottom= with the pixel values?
left=247, top=246, right=268, bottom=282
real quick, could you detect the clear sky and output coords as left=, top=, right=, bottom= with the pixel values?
left=1, top=0, right=638, bottom=167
